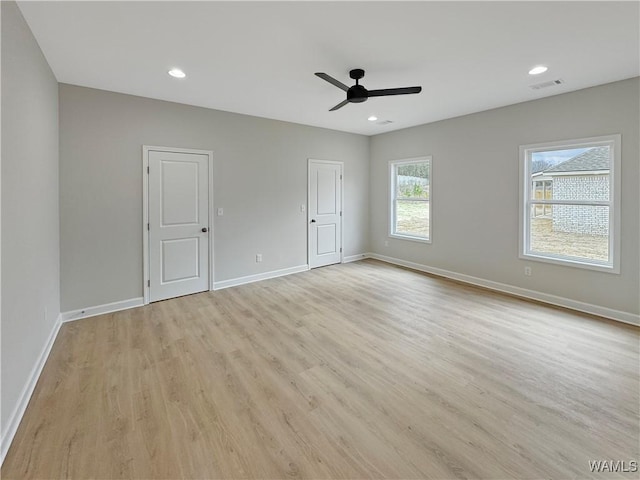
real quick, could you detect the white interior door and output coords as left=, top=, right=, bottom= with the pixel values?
left=309, top=160, right=342, bottom=268
left=148, top=150, right=209, bottom=302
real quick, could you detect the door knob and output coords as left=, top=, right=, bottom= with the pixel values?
left=202, top=227, right=208, bottom=233
left=310, top=219, right=316, bottom=223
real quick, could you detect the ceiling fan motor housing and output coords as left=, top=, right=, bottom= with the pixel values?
left=347, top=84, right=368, bottom=103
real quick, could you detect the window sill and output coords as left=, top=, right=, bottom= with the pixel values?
left=520, top=252, right=619, bottom=274
left=390, top=233, right=431, bottom=244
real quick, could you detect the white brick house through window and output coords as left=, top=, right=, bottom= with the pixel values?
left=519, top=135, right=621, bottom=273
left=546, top=146, right=610, bottom=236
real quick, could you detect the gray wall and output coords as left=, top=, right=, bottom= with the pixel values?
left=59, top=84, right=370, bottom=311
left=370, top=78, right=639, bottom=316
left=1, top=1, right=60, bottom=435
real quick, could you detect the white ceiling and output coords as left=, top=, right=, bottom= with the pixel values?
left=17, top=1, right=640, bottom=136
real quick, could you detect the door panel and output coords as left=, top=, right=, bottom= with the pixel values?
left=161, top=238, right=200, bottom=283
left=316, top=169, right=338, bottom=214
left=161, top=161, right=200, bottom=225
left=316, top=224, right=337, bottom=255
left=149, top=151, right=209, bottom=302
left=309, top=161, right=342, bottom=268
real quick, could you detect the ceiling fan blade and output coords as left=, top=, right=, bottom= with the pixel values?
left=315, top=72, right=349, bottom=92
left=368, top=86, right=422, bottom=97
left=329, top=99, right=349, bottom=111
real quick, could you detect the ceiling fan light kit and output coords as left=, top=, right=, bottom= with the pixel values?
left=315, top=68, right=422, bottom=111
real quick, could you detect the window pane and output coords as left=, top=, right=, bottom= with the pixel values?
left=395, top=200, right=429, bottom=238
left=530, top=204, right=609, bottom=262
left=530, top=146, right=610, bottom=201
left=396, top=163, right=429, bottom=199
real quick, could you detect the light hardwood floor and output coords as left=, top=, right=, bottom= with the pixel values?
left=2, top=259, right=639, bottom=479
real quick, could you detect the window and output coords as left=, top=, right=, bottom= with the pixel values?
left=520, top=135, right=620, bottom=272
left=390, top=157, right=431, bottom=242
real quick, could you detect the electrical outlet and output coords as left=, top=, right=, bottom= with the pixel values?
left=217, top=208, right=224, bottom=216
left=384, top=240, right=389, bottom=247
left=256, top=254, right=262, bottom=263
left=300, top=204, right=305, bottom=213
left=524, top=266, right=532, bottom=276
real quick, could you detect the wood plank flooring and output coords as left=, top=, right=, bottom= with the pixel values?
left=2, top=259, right=638, bottom=479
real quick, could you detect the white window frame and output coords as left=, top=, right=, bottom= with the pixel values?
left=519, top=134, right=621, bottom=273
left=389, top=156, right=432, bottom=243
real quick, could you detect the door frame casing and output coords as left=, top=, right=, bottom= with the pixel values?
left=142, top=145, right=214, bottom=305
left=307, top=159, right=344, bottom=268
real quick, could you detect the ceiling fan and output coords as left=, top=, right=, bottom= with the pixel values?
left=315, top=68, right=422, bottom=111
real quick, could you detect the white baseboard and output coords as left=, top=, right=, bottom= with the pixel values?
left=61, top=297, right=144, bottom=323
left=368, top=253, right=639, bottom=327
left=214, top=264, right=309, bottom=290
left=343, top=253, right=369, bottom=263
left=1, top=314, right=62, bottom=465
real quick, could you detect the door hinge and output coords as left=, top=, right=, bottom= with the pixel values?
left=340, top=174, right=343, bottom=180
left=340, top=247, right=342, bottom=253
left=340, top=211, right=342, bottom=216
left=147, top=166, right=150, bottom=174
left=147, top=280, right=150, bottom=287
left=147, top=223, right=150, bottom=231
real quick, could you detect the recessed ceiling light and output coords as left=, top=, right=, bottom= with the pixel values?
left=368, top=116, right=378, bottom=122
left=168, top=68, right=186, bottom=78
left=528, top=65, right=548, bottom=75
